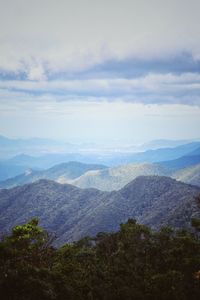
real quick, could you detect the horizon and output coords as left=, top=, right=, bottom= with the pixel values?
left=1, top=133, right=200, bottom=147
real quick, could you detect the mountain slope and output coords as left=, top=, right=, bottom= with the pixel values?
left=0, top=176, right=199, bottom=245
left=68, top=163, right=168, bottom=191
left=158, top=146, right=200, bottom=171
left=0, top=162, right=30, bottom=181
left=0, top=161, right=107, bottom=189
left=1, top=141, right=199, bottom=183
left=173, top=163, right=200, bottom=187
left=108, top=142, right=200, bottom=165
left=139, top=139, right=192, bottom=151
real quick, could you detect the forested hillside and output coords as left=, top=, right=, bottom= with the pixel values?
left=0, top=176, right=200, bottom=245
left=1, top=218, right=200, bottom=300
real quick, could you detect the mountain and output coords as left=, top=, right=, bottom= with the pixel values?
left=0, top=162, right=30, bottom=181
left=0, top=135, right=68, bottom=159
left=173, top=163, right=200, bottom=187
left=4, top=153, right=93, bottom=169
left=187, top=146, right=200, bottom=156
left=1, top=141, right=200, bottom=189
left=0, top=135, right=55, bottom=148
left=0, top=176, right=199, bottom=246
left=3, top=141, right=200, bottom=168
left=5, top=154, right=41, bottom=166
left=126, top=142, right=200, bottom=163
left=67, top=163, right=168, bottom=191
left=0, top=161, right=107, bottom=189
left=1, top=149, right=200, bottom=191
left=103, top=141, right=200, bottom=166
left=159, top=147, right=200, bottom=171
left=139, top=139, right=192, bottom=151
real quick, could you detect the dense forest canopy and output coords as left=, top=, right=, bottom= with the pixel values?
left=1, top=217, right=200, bottom=300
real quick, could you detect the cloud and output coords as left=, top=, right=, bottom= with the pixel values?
left=0, top=0, right=200, bottom=108
left=27, top=65, right=47, bottom=81
left=0, top=72, right=200, bottom=106
left=0, top=0, right=200, bottom=76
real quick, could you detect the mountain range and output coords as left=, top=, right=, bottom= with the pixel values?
left=172, top=163, right=200, bottom=187
left=1, top=146, right=200, bottom=190
left=1, top=142, right=200, bottom=188
left=0, top=161, right=107, bottom=189
left=0, top=176, right=199, bottom=246
left=159, top=147, right=200, bottom=171
left=67, top=158, right=200, bottom=190
left=66, top=163, right=168, bottom=191
left=0, top=141, right=200, bottom=181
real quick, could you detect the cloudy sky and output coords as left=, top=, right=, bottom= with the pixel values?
left=0, top=0, right=200, bottom=143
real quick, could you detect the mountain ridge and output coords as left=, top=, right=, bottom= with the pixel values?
left=0, top=176, right=199, bottom=246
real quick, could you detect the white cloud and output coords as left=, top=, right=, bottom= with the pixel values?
left=27, top=65, right=47, bottom=81
left=0, top=72, right=200, bottom=106
left=0, top=0, right=200, bottom=75
left=0, top=0, right=200, bottom=142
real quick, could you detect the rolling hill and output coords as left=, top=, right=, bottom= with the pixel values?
left=0, top=161, right=107, bottom=189
left=105, top=142, right=200, bottom=165
left=0, top=176, right=199, bottom=246
left=159, top=146, right=200, bottom=171
left=67, top=163, right=168, bottom=191
left=1, top=142, right=200, bottom=190
left=173, top=163, right=200, bottom=187
left=0, top=162, right=30, bottom=182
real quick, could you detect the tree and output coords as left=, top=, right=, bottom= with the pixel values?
left=0, top=218, right=55, bottom=300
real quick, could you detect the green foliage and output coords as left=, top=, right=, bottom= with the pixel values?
left=191, top=217, right=200, bottom=230
left=1, top=218, right=200, bottom=299
left=0, top=218, right=56, bottom=300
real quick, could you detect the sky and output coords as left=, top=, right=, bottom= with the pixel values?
left=0, top=0, right=200, bottom=144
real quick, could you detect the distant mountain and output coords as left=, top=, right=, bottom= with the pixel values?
left=159, top=147, right=200, bottom=171
left=2, top=139, right=200, bottom=167
left=1, top=155, right=200, bottom=191
left=68, top=163, right=168, bottom=191
left=0, top=162, right=30, bottom=181
left=187, top=146, right=200, bottom=156
left=173, top=164, right=200, bottom=187
left=4, top=153, right=88, bottom=169
left=0, top=161, right=107, bottom=189
left=0, top=135, right=55, bottom=147
left=1, top=141, right=200, bottom=185
left=125, top=142, right=200, bottom=163
left=6, top=154, right=40, bottom=166
left=102, top=142, right=200, bottom=166
left=139, top=139, right=192, bottom=151
left=0, top=135, right=78, bottom=159
left=0, top=176, right=199, bottom=245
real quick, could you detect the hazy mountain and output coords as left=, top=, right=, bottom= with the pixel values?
left=187, top=146, right=200, bottom=156
left=0, top=153, right=44, bottom=181
left=159, top=147, right=200, bottom=171
left=0, top=161, right=107, bottom=189
left=0, top=176, right=199, bottom=245
left=67, top=163, right=168, bottom=191
left=173, top=163, right=200, bottom=187
left=4, top=153, right=93, bottom=169
left=123, top=142, right=200, bottom=163
left=0, top=135, right=55, bottom=147
left=2, top=140, right=200, bottom=168
left=5, top=154, right=41, bottom=166
left=1, top=154, right=200, bottom=191
left=139, top=139, right=192, bottom=151
left=0, top=135, right=82, bottom=159
left=0, top=162, right=30, bottom=181
left=0, top=135, right=61, bottom=158
left=1, top=141, right=200, bottom=184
